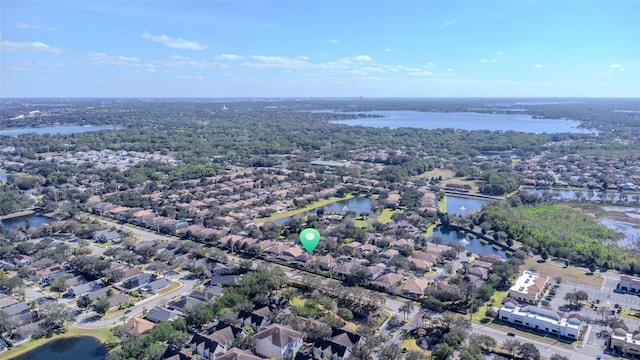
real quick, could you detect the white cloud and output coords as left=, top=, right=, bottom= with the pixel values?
left=534, top=64, right=543, bottom=68
left=16, top=22, right=57, bottom=31
left=328, top=39, right=340, bottom=44
left=84, top=52, right=140, bottom=66
left=142, top=32, right=207, bottom=50
left=248, top=55, right=310, bottom=69
left=441, top=18, right=459, bottom=28
left=0, top=38, right=63, bottom=53
left=611, top=63, right=624, bottom=70
left=352, top=55, right=373, bottom=62
left=170, top=55, right=189, bottom=60
left=495, top=51, right=504, bottom=56
left=216, top=54, right=244, bottom=60
left=447, top=68, right=454, bottom=72
left=480, top=59, right=489, bottom=63
left=385, top=48, right=395, bottom=52
left=178, top=75, right=204, bottom=80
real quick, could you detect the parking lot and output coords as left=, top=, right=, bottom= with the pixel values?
left=546, top=276, right=640, bottom=351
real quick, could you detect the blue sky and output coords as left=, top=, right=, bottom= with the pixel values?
left=1, top=1, right=639, bottom=97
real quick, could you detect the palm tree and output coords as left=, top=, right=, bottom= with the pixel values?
left=399, top=300, right=415, bottom=321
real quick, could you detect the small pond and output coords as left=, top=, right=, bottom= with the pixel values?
left=0, top=172, right=7, bottom=182
left=0, top=125, right=123, bottom=136
left=1, top=214, right=56, bottom=230
left=427, top=226, right=506, bottom=258
left=13, top=336, right=107, bottom=360
left=274, top=197, right=373, bottom=225
left=445, top=196, right=489, bottom=216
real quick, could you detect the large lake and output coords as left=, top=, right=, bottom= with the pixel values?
left=1, top=214, right=56, bottom=229
left=13, top=336, right=107, bottom=360
left=0, top=125, right=122, bottom=136
left=427, top=226, right=506, bottom=258
left=328, top=111, right=591, bottom=134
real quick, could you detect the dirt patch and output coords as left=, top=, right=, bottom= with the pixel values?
left=522, top=257, right=604, bottom=288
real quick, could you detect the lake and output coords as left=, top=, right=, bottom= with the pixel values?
left=13, top=336, right=107, bottom=360
left=445, top=196, right=489, bottom=216
left=273, top=197, right=373, bottom=225
left=0, top=172, right=7, bottom=182
left=427, top=226, right=506, bottom=258
left=521, top=188, right=638, bottom=203
left=0, top=125, right=122, bottom=136
left=1, top=214, right=56, bottom=229
left=328, top=111, right=591, bottom=134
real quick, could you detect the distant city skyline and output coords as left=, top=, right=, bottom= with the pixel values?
left=1, top=1, right=639, bottom=98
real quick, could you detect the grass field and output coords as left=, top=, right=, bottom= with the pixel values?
left=255, top=194, right=355, bottom=222
left=0, top=326, right=119, bottom=360
left=377, top=208, right=399, bottom=224
left=522, top=257, right=604, bottom=288
left=0, top=210, right=36, bottom=220
left=401, top=338, right=430, bottom=354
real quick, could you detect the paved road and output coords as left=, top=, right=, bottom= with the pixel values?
left=74, top=275, right=199, bottom=329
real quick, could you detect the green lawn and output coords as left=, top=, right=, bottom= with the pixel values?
left=438, top=196, right=447, bottom=213
left=377, top=208, right=399, bottom=224
left=401, top=338, right=429, bottom=354
left=473, top=290, right=509, bottom=324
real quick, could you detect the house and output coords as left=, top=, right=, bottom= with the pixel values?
left=94, top=230, right=121, bottom=243
left=0, top=293, right=18, bottom=309
left=190, top=285, right=225, bottom=302
left=609, top=327, right=640, bottom=358
left=168, top=295, right=205, bottom=313
left=142, top=278, right=172, bottom=293
left=189, top=332, right=225, bottom=360
left=617, top=275, right=640, bottom=294
left=498, top=301, right=584, bottom=339
left=216, top=348, right=262, bottom=360
left=68, top=280, right=102, bottom=298
left=124, top=317, right=156, bottom=336
left=210, top=275, right=242, bottom=286
left=13, top=254, right=32, bottom=265
left=313, top=328, right=364, bottom=360
left=508, top=271, right=549, bottom=304
left=238, top=305, right=271, bottom=331
left=163, top=348, right=195, bottom=360
left=254, top=324, right=303, bottom=359
left=121, top=273, right=154, bottom=289
left=401, top=277, right=430, bottom=298
left=145, top=307, right=181, bottom=323
left=108, top=293, right=131, bottom=308
left=372, top=273, right=404, bottom=289
left=1, top=302, right=29, bottom=317
left=211, top=262, right=237, bottom=276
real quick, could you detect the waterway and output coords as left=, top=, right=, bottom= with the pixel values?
left=0, top=214, right=56, bottom=229
left=326, top=111, right=591, bottom=134
left=0, top=125, right=122, bottom=136
left=13, top=336, right=107, bottom=360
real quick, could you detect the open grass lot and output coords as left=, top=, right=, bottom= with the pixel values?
left=401, top=338, right=430, bottom=355
left=255, top=194, right=355, bottom=222
left=473, top=290, right=509, bottom=324
left=377, top=208, right=399, bottom=224
left=522, top=257, right=604, bottom=288
left=422, top=168, right=455, bottom=180
left=443, top=178, right=480, bottom=193
left=0, top=209, right=36, bottom=220
left=0, top=326, right=118, bottom=360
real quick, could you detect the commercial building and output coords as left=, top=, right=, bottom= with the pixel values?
left=499, top=301, right=584, bottom=340
left=610, top=327, right=640, bottom=358
left=508, top=271, right=549, bottom=304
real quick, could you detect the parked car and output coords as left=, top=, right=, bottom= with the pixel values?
left=507, top=332, right=516, bottom=337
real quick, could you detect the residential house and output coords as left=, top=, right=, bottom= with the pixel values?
left=189, top=332, right=225, bottom=360
left=168, top=295, right=205, bottom=313
left=1, top=302, right=29, bottom=317
left=402, top=277, right=430, bottom=298
left=216, top=348, right=262, bottom=360
left=94, top=230, right=122, bottom=243
left=121, top=273, right=154, bottom=289
left=68, top=280, right=102, bottom=298
left=498, top=300, right=584, bottom=339
left=163, top=348, right=195, bottom=360
left=108, top=293, right=131, bottom=308
left=13, top=254, right=32, bottom=265
left=313, top=328, right=364, bottom=360
left=372, top=273, right=404, bottom=290
left=123, top=317, right=156, bottom=336
left=254, top=324, right=303, bottom=359
left=238, top=305, right=271, bottom=331
left=142, top=278, right=172, bottom=293
left=145, top=307, right=181, bottom=323
left=190, top=285, right=225, bottom=302
left=508, top=271, right=549, bottom=304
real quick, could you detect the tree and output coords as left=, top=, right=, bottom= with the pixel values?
left=39, top=301, right=75, bottom=329
left=518, top=342, right=541, bottom=360
left=432, top=343, right=455, bottom=360
left=94, top=296, right=110, bottom=316
left=588, top=263, right=597, bottom=273
left=468, top=333, right=496, bottom=349
left=77, top=294, right=92, bottom=309
left=399, top=300, right=415, bottom=321
left=380, top=344, right=402, bottom=360
left=550, top=355, right=570, bottom=360
left=50, top=278, right=68, bottom=297
left=503, top=339, right=521, bottom=357
left=460, top=345, right=484, bottom=360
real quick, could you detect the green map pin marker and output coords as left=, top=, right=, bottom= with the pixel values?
left=300, top=228, right=321, bottom=254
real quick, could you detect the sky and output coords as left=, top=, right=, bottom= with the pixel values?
left=1, top=1, right=639, bottom=98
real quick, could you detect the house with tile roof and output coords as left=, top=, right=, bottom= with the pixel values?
left=402, top=277, right=430, bottom=298
left=124, top=317, right=156, bottom=336
left=254, top=324, right=302, bottom=359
